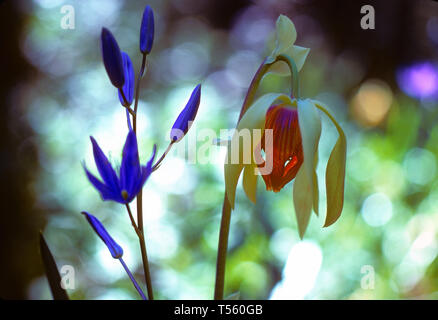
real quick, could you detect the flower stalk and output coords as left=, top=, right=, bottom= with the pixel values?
left=214, top=45, right=308, bottom=299
left=131, top=53, right=154, bottom=300
left=214, top=54, right=293, bottom=299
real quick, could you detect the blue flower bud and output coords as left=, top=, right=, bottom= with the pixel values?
left=140, top=5, right=155, bottom=54
left=101, top=27, right=125, bottom=88
left=170, top=84, right=201, bottom=142
left=81, top=211, right=123, bottom=259
left=118, top=52, right=134, bottom=107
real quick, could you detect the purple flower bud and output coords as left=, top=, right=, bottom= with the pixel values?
left=118, top=52, right=134, bottom=107
left=81, top=211, right=123, bottom=259
left=140, top=5, right=155, bottom=54
left=101, top=27, right=125, bottom=89
left=170, top=84, right=201, bottom=142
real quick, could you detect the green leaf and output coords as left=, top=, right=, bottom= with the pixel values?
left=39, top=232, right=69, bottom=300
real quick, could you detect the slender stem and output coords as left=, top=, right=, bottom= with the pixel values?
left=125, top=108, right=133, bottom=131
left=238, top=58, right=270, bottom=123
left=130, top=52, right=154, bottom=300
left=125, top=204, right=141, bottom=237
left=277, top=54, right=300, bottom=98
left=214, top=193, right=232, bottom=300
left=125, top=203, right=154, bottom=299
left=133, top=54, right=147, bottom=134
left=119, top=257, right=147, bottom=300
left=137, top=230, right=154, bottom=299
left=152, top=142, right=174, bottom=172
left=214, top=58, right=271, bottom=300
left=120, top=90, right=136, bottom=117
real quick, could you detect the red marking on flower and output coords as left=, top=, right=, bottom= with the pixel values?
left=257, top=104, right=303, bottom=192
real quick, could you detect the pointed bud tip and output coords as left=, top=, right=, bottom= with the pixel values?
left=100, top=27, right=125, bottom=89
left=81, top=211, right=124, bottom=259
left=140, top=5, right=155, bottom=54
left=170, top=84, right=202, bottom=142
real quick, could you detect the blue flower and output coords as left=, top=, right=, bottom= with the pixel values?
left=81, top=211, right=123, bottom=259
left=101, top=27, right=125, bottom=89
left=140, top=5, right=155, bottom=54
left=170, top=84, right=201, bottom=142
left=83, top=131, right=156, bottom=204
left=118, top=52, right=135, bottom=107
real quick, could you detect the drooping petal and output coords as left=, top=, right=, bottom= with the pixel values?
left=118, top=52, right=135, bottom=107
left=170, top=84, right=201, bottom=142
left=90, top=136, right=121, bottom=196
left=225, top=93, right=293, bottom=208
left=293, top=166, right=313, bottom=239
left=101, top=28, right=125, bottom=88
left=242, top=163, right=258, bottom=203
left=224, top=152, right=244, bottom=210
left=324, top=137, right=346, bottom=226
left=312, top=164, right=319, bottom=216
left=82, top=212, right=124, bottom=259
left=267, top=15, right=297, bottom=63
left=83, top=163, right=124, bottom=202
left=297, top=99, right=321, bottom=212
left=140, top=5, right=155, bottom=54
left=311, top=100, right=347, bottom=227
left=119, top=131, right=141, bottom=198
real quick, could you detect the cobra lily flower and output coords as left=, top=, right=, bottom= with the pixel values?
left=101, top=27, right=125, bottom=89
left=83, top=130, right=156, bottom=204
left=223, top=15, right=346, bottom=239
left=225, top=94, right=346, bottom=238
left=118, top=52, right=134, bottom=107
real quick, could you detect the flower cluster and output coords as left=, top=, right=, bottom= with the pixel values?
left=80, top=5, right=202, bottom=300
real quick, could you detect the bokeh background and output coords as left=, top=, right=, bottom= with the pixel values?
left=2, top=0, right=438, bottom=299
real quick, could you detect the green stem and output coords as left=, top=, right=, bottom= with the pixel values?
left=119, top=257, right=147, bottom=300
left=277, top=54, right=300, bottom=99
left=214, top=193, right=232, bottom=300
left=238, top=58, right=270, bottom=122
left=130, top=52, right=154, bottom=300
left=137, top=229, right=154, bottom=299
left=152, top=142, right=174, bottom=172
left=133, top=54, right=147, bottom=134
